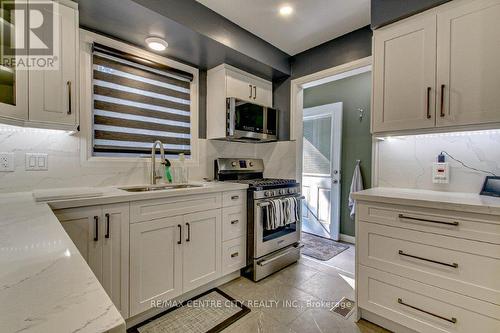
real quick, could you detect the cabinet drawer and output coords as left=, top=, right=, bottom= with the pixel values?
left=222, top=237, right=246, bottom=275
left=130, top=193, right=222, bottom=223
left=358, top=202, right=500, bottom=244
left=359, top=221, right=500, bottom=305
left=222, top=205, right=247, bottom=241
left=359, top=266, right=500, bottom=333
left=222, top=191, right=246, bottom=207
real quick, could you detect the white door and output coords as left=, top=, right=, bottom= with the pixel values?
left=0, top=0, right=28, bottom=122
left=55, top=207, right=103, bottom=281
left=129, top=216, right=183, bottom=316
left=182, top=209, right=222, bottom=292
left=302, top=103, right=342, bottom=241
left=436, top=0, right=500, bottom=127
left=102, top=203, right=129, bottom=318
left=28, top=1, right=78, bottom=126
left=372, top=10, right=437, bottom=133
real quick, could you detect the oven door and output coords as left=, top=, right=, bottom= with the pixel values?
left=253, top=195, right=302, bottom=258
left=227, top=98, right=278, bottom=142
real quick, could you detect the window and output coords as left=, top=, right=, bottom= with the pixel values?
left=91, top=43, right=194, bottom=158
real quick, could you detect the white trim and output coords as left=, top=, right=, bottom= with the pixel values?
left=339, top=233, right=355, bottom=244
left=78, top=29, right=199, bottom=167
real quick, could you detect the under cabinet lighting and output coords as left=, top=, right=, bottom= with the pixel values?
left=376, top=129, right=500, bottom=141
left=145, top=37, right=168, bottom=52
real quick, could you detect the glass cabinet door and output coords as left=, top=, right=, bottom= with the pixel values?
left=0, top=0, right=28, bottom=120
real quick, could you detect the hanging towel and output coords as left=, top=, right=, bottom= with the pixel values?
left=349, top=160, right=364, bottom=219
left=264, top=197, right=300, bottom=230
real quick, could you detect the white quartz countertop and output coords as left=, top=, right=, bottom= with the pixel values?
left=352, top=187, right=500, bottom=215
left=0, top=181, right=248, bottom=333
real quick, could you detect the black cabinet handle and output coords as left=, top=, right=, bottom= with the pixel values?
left=398, top=214, right=459, bottom=226
left=398, top=298, right=457, bottom=324
left=67, top=81, right=72, bottom=115
left=231, top=219, right=239, bottom=225
left=231, top=252, right=239, bottom=258
left=440, top=84, right=446, bottom=117
left=398, top=250, right=458, bottom=268
left=249, top=84, right=253, bottom=99
left=177, top=224, right=182, bottom=244
left=186, top=223, right=191, bottom=242
left=105, top=213, right=110, bottom=239
left=93, top=216, right=99, bottom=242
left=426, top=87, right=432, bottom=119
left=253, top=85, right=257, bottom=100
left=231, top=195, right=239, bottom=200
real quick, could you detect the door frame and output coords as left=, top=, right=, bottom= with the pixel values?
left=302, top=103, right=343, bottom=240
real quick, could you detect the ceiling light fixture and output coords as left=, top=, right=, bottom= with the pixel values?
left=145, top=37, right=168, bottom=52
left=279, top=5, right=294, bottom=16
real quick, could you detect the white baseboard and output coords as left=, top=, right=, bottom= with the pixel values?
left=340, top=233, right=355, bottom=244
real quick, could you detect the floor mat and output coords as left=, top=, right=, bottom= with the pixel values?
left=301, top=232, right=349, bottom=261
left=127, top=289, right=250, bottom=333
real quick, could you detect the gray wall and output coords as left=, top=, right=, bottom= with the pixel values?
left=371, top=0, right=452, bottom=28
left=303, top=72, right=372, bottom=237
left=274, top=26, right=372, bottom=140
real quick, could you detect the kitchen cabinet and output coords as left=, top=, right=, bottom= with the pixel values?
left=182, top=210, right=222, bottom=292
left=29, top=0, right=78, bottom=127
left=372, top=0, right=500, bottom=134
left=0, top=0, right=79, bottom=131
left=55, top=203, right=129, bottom=318
left=129, top=216, right=183, bottom=316
left=207, top=64, right=273, bottom=140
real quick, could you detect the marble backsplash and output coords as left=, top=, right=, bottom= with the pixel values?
left=0, top=126, right=297, bottom=193
left=376, top=130, right=500, bottom=193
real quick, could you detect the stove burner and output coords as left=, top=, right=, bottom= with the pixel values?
left=232, top=178, right=297, bottom=188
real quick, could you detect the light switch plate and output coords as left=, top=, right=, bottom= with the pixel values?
left=25, top=153, right=48, bottom=171
left=0, top=152, right=15, bottom=172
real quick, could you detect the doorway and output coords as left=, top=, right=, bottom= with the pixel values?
left=301, top=103, right=342, bottom=240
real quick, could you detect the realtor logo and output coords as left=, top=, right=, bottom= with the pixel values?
left=1, top=1, right=60, bottom=70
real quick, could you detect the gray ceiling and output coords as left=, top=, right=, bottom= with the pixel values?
left=74, top=0, right=291, bottom=80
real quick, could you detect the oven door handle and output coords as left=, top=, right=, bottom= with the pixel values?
left=257, top=244, right=304, bottom=266
left=257, top=195, right=305, bottom=207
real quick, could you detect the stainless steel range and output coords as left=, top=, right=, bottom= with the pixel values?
left=215, top=158, right=304, bottom=281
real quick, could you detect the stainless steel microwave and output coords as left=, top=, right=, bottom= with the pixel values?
left=226, top=98, right=278, bottom=142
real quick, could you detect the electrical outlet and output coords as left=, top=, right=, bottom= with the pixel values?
left=0, top=152, right=15, bottom=172
left=25, top=153, right=48, bottom=171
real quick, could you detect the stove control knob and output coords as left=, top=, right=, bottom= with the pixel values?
left=231, top=161, right=237, bottom=167
left=264, top=191, right=271, bottom=197
left=288, top=188, right=294, bottom=194
left=249, top=161, right=254, bottom=167
left=278, top=189, right=283, bottom=195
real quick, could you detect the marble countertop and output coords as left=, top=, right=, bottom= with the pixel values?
left=0, top=181, right=248, bottom=333
left=352, top=187, right=500, bottom=215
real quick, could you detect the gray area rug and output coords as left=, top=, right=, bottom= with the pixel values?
left=301, top=232, right=349, bottom=261
left=128, top=289, right=250, bottom=333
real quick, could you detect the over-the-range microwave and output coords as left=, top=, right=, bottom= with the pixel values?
left=226, top=98, right=278, bottom=142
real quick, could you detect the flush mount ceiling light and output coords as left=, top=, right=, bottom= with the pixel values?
left=279, top=5, right=294, bottom=16
left=145, top=37, right=168, bottom=52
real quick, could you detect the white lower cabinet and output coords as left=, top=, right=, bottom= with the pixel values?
left=55, top=203, right=129, bottom=318
left=129, top=216, right=183, bottom=316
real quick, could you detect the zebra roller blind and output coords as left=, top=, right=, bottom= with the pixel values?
left=92, top=43, right=193, bottom=157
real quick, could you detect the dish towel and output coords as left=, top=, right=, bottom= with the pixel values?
left=348, top=160, right=364, bottom=219
left=265, top=197, right=300, bottom=230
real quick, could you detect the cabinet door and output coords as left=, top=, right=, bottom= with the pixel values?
left=226, top=70, right=272, bottom=107
left=102, top=203, right=129, bottom=318
left=373, top=11, right=437, bottom=133
left=0, top=0, right=28, bottom=122
left=253, top=80, right=273, bottom=108
left=182, top=209, right=222, bottom=292
left=436, top=0, right=500, bottom=127
left=28, top=1, right=78, bottom=126
left=129, top=216, right=183, bottom=316
left=55, top=207, right=103, bottom=281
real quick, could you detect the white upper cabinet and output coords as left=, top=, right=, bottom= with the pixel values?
left=29, top=1, right=78, bottom=127
left=226, top=69, right=272, bottom=107
left=0, top=0, right=79, bottom=130
left=372, top=0, right=500, bottom=134
left=436, top=0, right=500, bottom=127
left=373, top=11, right=437, bottom=133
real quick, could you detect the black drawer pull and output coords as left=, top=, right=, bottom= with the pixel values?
left=93, top=216, right=99, bottom=242
left=231, top=195, right=239, bottom=200
left=398, top=298, right=457, bottom=324
left=186, top=223, right=191, bottom=242
left=177, top=224, right=182, bottom=245
left=398, top=250, right=458, bottom=268
left=398, top=214, right=459, bottom=226
left=231, top=252, right=239, bottom=258
left=230, top=219, right=239, bottom=225
left=105, top=213, right=110, bottom=239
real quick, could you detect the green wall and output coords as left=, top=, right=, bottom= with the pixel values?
left=303, top=71, right=372, bottom=237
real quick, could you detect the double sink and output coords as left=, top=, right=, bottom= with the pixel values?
left=119, top=184, right=203, bottom=192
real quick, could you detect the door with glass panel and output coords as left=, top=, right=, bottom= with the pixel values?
left=301, top=103, right=342, bottom=240
left=0, top=0, right=28, bottom=121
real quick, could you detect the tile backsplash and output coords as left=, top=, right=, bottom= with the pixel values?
left=0, top=125, right=297, bottom=193
left=376, top=130, right=500, bottom=193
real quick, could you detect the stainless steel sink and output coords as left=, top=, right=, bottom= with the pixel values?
left=119, top=184, right=203, bottom=192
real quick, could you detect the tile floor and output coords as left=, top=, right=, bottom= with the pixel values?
left=219, top=255, right=391, bottom=333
